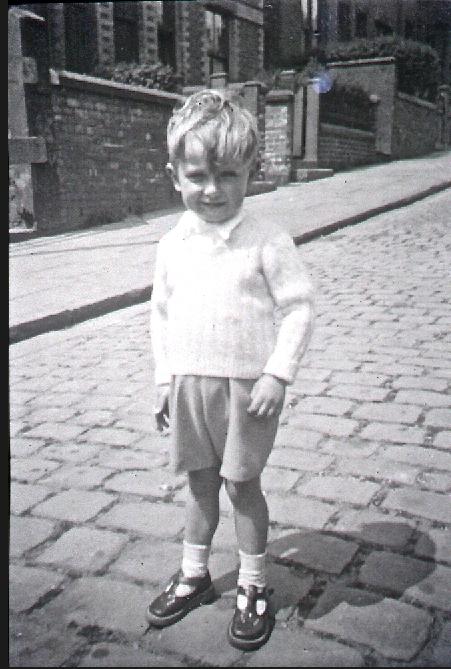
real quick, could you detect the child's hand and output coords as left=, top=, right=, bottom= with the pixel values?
left=154, top=384, right=170, bottom=432
left=248, top=374, right=286, bottom=418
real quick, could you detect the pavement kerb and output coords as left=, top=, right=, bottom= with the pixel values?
left=9, top=179, right=451, bottom=345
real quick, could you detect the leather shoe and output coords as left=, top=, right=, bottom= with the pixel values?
left=146, top=570, right=215, bottom=627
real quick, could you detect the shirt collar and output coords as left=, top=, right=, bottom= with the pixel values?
left=179, top=207, right=244, bottom=241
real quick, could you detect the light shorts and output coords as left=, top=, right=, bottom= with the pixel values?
left=169, top=375, right=280, bottom=482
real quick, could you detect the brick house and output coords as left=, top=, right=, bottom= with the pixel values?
left=264, top=0, right=450, bottom=86
left=19, top=1, right=264, bottom=86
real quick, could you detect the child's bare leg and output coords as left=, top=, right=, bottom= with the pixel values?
left=224, top=476, right=268, bottom=554
left=184, top=466, right=222, bottom=545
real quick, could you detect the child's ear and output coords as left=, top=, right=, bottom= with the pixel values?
left=166, top=162, right=181, bottom=192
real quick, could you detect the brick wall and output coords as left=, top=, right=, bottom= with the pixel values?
left=318, top=123, right=377, bottom=170
left=27, top=72, right=183, bottom=233
left=236, top=19, right=261, bottom=81
left=264, top=91, right=294, bottom=184
left=392, top=92, right=440, bottom=159
left=327, top=58, right=397, bottom=155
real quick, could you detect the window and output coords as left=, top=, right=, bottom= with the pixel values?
left=355, top=9, right=367, bottom=38
left=113, top=2, right=139, bottom=64
left=205, top=10, right=229, bottom=74
left=155, top=1, right=176, bottom=68
left=337, top=1, right=351, bottom=42
left=64, top=3, right=97, bottom=74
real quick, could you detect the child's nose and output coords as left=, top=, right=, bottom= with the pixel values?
left=203, top=177, right=219, bottom=196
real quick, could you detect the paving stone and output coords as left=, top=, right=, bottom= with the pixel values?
left=274, top=426, right=322, bottom=450
left=305, top=593, right=432, bottom=661
left=269, top=530, right=358, bottom=574
left=266, top=494, right=335, bottom=530
left=434, top=430, right=451, bottom=449
left=247, top=628, right=364, bottom=667
left=392, top=376, right=449, bottom=391
left=360, top=422, right=426, bottom=444
left=417, top=470, right=451, bottom=492
left=383, top=444, right=451, bottom=471
left=261, top=466, right=301, bottom=492
left=39, top=463, right=114, bottom=489
left=382, top=488, right=451, bottom=524
left=114, top=413, right=157, bottom=433
left=9, top=515, right=57, bottom=557
left=21, top=422, right=88, bottom=441
left=352, top=402, right=422, bottom=424
left=431, top=622, right=451, bottom=666
left=104, top=469, right=185, bottom=498
left=359, top=551, right=433, bottom=594
left=36, top=442, right=101, bottom=463
left=71, top=410, right=115, bottom=427
left=10, top=482, right=51, bottom=514
left=414, top=528, right=451, bottom=564
left=10, top=456, right=61, bottom=482
left=288, top=381, right=327, bottom=396
left=320, top=438, right=379, bottom=458
left=290, top=414, right=358, bottom=438
left=93, top=446, right=169, bottom=470
left=362, top=362, right=424, bottom=376
left=78, top=643, right=184, bottom=667
left=295, top=396, right=355, bottom=416
left=294, top=368, right=332, bottom=382
left=332, top=509, right=415, bottom=550
left=80, top=426, right=140, bottom=446
left=395, top=389, right=450, bottom=408
left=405, top=564, right=451, bottom=612
left=327, top=384, right=389, bottom=402
left=108, top=538, right=182, bottom=584
left=26, top=407, right=77, bottom=423
left=9, top=437, right=44, bottom=457
left=35, top=526, right=129, bottom=572
left=97, top=501, right=184, bottom=537
left=150, top=602, right=243, bottom=665
left=32, top=489, right=116, bottom=522
left=9, top=613, right=84, bottom=667
left=424, top=408, right=451, bottom=428
left=331, top=372, right=389, bottom=386
left=268, top=447, right=333, bottom=472
left=9, top=565, right=65, bottom=612
left=336, top=456, right=419, bottom=485
left=40, top=576, right=154, bottom=636
left=297, top=475, right=379, bottom=506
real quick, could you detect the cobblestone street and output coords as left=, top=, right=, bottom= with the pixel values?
left=9, top=189, right=451, bottom=667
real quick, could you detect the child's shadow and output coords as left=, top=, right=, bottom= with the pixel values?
left=211, top=522, right=436, bottom=619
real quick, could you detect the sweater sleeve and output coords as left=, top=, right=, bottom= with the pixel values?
left=150, top=239, right=172, bottom=386
left=261, top=231, right=315, bottom=384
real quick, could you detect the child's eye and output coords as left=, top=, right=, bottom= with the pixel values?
left=187, top=172, right=206, bottom=181
left=220, top=171, right=239, bottom=178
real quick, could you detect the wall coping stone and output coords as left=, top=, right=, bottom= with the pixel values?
left=266, top=89, right=294, bottom=103
left=49, top=69, right=185, bottom=106
left=397, top=91, right=437, bottom=111
left=328, top=57, right=396, bottom=68
left=320, top=122, right=375, bottom=140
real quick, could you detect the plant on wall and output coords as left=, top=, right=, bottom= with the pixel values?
left=93, top=61, right=182, bottom=93
left=325, top=36, right=441, bottom=102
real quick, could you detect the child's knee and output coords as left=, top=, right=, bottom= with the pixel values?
left=224, top=476, right=261, bottom=507
left=188, top=467, right=222, bottom=498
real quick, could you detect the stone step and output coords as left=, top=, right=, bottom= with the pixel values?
left=293, top=168, right=334, bottom=182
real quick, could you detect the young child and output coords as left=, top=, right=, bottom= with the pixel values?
left=147, top=89, right=315, bottom=651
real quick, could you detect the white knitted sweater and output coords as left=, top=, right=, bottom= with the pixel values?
left=150, top=208, right=315, bottom=386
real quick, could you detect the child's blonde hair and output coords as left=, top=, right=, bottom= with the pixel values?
left=167, top=89, right=258, bottom=167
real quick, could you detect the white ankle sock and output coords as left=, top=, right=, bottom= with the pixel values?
left=175, top=541, right=211, bottom=596
left=237, top=550, right=266, bottom=590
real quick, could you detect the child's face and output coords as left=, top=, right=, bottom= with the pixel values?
left=171, top=133, right=251, bottom=224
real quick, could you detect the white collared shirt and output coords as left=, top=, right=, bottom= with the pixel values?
left=178, top=207, right=244, bottom=242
